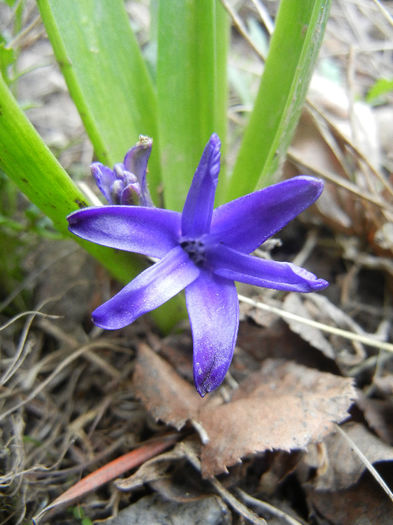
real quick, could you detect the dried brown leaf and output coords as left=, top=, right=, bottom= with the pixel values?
left=199, top=360, right=356, bottom=477
left=133, top=343, right=204, bottom=430
left=308, top=422, right=393, bottom=491
left=32, top=434, right=178, bottom=524
left=306, top=473, right=393, bottom=525
left=283, top=294, right=336, bottom=359
left=132, top=347, right=356, bottom=479
left=283, top=294, right=367, bottom=366
left=357, top=393, right=393, bottom=444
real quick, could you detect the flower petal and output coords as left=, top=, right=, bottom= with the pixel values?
left=91, top=162, right=116, bottom=204
left=181, top=133, right=221, bottom=237
left=211, top=176, right=324, bottom=253
left=185, top=271, right=239, bottom=397
left=208, top=244, right=329, bottom=292
left=123, top=135, right=153, bottom=206
left=93, top=246, right=199, bottom=329
left=67, top=206, right=181, bottom=258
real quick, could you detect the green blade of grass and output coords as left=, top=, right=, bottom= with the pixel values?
left=225, top=0, right=331, bottom=201
left=156, top=0, right=228, bottom=211
left=0, top=75, right=185, bottom=331
left=37, top=0, right=161, bottom=202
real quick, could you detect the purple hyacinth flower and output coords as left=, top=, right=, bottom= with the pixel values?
left=91, top=135, right=154, bottom=207
left=67, top=134, right=328, bottom=397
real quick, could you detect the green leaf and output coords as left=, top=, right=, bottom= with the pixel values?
left=0, top=74, right=185, bottom=331
left=0, top=43, right=16, bottom=83
left=366, top=77, right=393, bottom=104
left=37, top=0, right=161, bottom=202
left=225, top=0, right=331, bottom=200
left=157, top=0, right=228, bottom=210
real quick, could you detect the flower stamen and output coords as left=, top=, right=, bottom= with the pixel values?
left=180, top=238, right=206, bottom=266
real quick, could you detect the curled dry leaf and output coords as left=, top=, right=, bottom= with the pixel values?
left=133, top=345, right=356, bottom=478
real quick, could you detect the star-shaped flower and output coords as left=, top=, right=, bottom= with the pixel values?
left=67, top=134, right=328, bottom=396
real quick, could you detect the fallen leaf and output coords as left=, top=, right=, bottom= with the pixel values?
left=32, top=433, right=178, bottom=524
left=258, top=450, right=304, bottom=496
left=283, top=294, right=336, bottom=359
left=306, top=422, right=393, bottom=491
left=287, top=102, right=393, bottom=258
left=199, top=360, right=355, bottom=477
left=133, top=343, right=204, bottom=430
left=306, top=472, right=393, bottom=525
left=283, top=294, right=367, bottom=366
left=357, top=393, right=393, bottom=444
left=132, top=346, right=356, bottom=479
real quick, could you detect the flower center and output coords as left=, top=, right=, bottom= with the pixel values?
left=180, top=238, right=206, bottom=266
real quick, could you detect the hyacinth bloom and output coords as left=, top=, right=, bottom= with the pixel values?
left=68, top=134, right=328, bottom=396
left=91, top=135, right=153, bottom=207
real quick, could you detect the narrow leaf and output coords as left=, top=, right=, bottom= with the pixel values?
left=37, top=0, right=161, bottom=202
left=32, top=434, right=178, bottom=523
left=226, top=0, right=331, bottom=200
left=157, top=0, right=228, bottom=210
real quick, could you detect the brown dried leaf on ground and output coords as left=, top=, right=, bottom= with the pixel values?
left=133, top=343, right=205, bottom=430
left=306, top=472, right=393, bottom=525
left=286, top=102, right=393, bottom=252
left=283, top=293, right=367, bottom=366
left=357, top=393, right=393, bottom=445
left=304, top=422, right=393, bottom=491
left=282, top=294, right=336, bottom=360
left=133, top=347, right=355, bottom=478
left=199, top=360, right=356, bottom=477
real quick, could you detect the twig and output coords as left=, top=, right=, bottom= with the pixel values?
left=238, top=294, right=393, bottom=354
left=249, top=0, right=274, bottom=35
left=335, top=425, right=393, bottom=503
left=38, top=319, right=121, bottom=379
left=236, top=488, right=306, bottom=525
left=370, top=0, right=393, bottom=27
left=181, top=441, right=267, bottom=525
left=0, top=311, right=60, bottom=332
left=1, top=299, right=62, bottom=386
left=306, top=100, right=393, bottom=200
left=7, top=14, right=42, bottom=49
left=220, top=0, right=266, bottom=60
